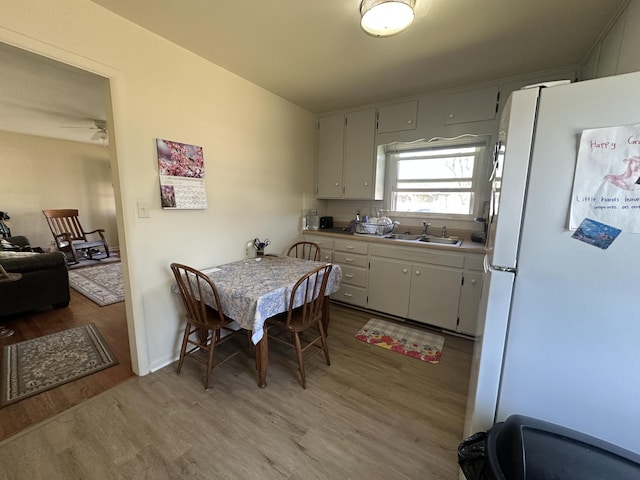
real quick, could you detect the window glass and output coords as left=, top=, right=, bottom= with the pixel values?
left=385, top=141, right=487, bottom=216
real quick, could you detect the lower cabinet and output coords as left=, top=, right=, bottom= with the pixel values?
left=369, top=256, right=462, bottom=331
left=303, top=233, right=484, bottom=336
left=368, top=257, right=411, bottom=317
left=331, top=238, right=369, bottom=308
left=408, top=264, right=462, bottom=331
left=368, top=243, right=482, bottom=335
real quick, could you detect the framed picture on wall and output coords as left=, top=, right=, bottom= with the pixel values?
left=156, top=138, right=208, bottom=209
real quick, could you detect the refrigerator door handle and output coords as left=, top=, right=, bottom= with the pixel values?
left=484, top=253, right=517, bottom=274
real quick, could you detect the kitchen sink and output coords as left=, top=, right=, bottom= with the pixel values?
left=384, top=233, right=423, bottom=241
left=418, top=235, right=462, bottom=246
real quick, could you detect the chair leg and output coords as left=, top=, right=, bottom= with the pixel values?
left=204, top=329, right=216, bottom=390
left=176, top=323, right=192, bottom=374
left=293, top=331, right=306, bottom=389
left=318, top=322, right=331, bottom=366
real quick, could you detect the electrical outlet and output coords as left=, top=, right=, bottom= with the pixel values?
left=245, top=241, right=253, bottom=257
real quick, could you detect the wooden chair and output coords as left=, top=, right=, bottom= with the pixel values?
left=42, top=209, right=110, bottom=264
left=287, top=241, right=321, bottom=261
left=267, top=263, right=333, bottom=388
left=170, top=263, right=245, bottom=390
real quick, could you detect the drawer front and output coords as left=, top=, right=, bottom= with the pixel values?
left=320, top=250, right=334, bottom=263
left=302, top=235, right=335, bottom=251
left=339, top=265, right=368, bottom=288
left=334, top=239, right=368, bottom=255
left=333, top=251, right=369, bottom=268
left=464, top=254, right=484, bottom=271
left=368, top=243, right=464, bottom=268
left=331, top=284, right=367, bottom=307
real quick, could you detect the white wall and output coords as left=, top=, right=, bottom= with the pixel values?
left=0, top=130, right=118, bottom=250
left=0, top=0, right=317, bottom=374
left=581, top=0, right=640, bottom=79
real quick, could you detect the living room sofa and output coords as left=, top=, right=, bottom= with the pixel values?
left=0, top=236, right=70, bottom=317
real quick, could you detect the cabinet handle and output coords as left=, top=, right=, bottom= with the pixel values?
left=402, top=268, right=408, bottom=274
left=471, top=279, right=477, bottom=284
left=345, top=245, right=355, bottom=250
left=345, top=257, right=355, bottom=262
left=345, top=273, right=354, bottom=278
left=335, top=181, right=340, bottom=186
left=415, top=270, right=421, bottom=275
left=364, top=181, right=369, bottom=186
left=344, top=292, right=353, bottom=297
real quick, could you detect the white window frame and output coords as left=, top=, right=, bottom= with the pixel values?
left=382, top=137, right=491, bottom=221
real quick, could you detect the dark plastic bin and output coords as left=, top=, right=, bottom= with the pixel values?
left=486, top=414, right=640, bottom=479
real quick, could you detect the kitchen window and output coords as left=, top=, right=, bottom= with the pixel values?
left=384, top=139, right=488, bottom=217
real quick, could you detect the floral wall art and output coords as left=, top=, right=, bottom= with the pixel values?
left=156, top=138, right=207, bottom=209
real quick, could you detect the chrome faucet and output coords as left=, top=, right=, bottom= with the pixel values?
left=422, top=221, right=431, bottom=235
left=441, top=226, right=447, bottom=237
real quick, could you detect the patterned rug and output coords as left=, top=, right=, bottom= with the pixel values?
left=68, top=262, right=124, bottom=306
left=1, top=324, right=118, bottom=407
left=355, top=318, right=445, bottom=364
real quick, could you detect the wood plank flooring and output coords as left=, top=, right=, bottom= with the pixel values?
left=0, top=288, right=133, bottom=441
left=0, top=303, right=473, bottom=480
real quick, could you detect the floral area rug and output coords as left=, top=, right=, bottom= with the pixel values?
left=68, top=262, right=124, bottom=306
left=1, top=324, right=118, bottom=407
left=355, top=318, right=445, bottom=364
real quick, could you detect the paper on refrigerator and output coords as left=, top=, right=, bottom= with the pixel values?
left=570, top=124, right=640, bottom=233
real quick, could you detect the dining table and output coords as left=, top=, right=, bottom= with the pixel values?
left=197, top=255, right=342, bottom=388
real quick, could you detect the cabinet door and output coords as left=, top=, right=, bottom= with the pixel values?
left=457, top=271, right=483, bottom=336
left=444, top=86, right=498, bottom=125
left=344, top=108, right=376, bottom=199
left=368, top=257, right=411, bottom=317
left=408, top=264, right=461, bottom=331
left=376, top=100, right=418, bottom=133
left=317, top=114, right=344, bottom=198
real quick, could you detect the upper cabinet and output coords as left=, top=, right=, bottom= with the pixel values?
left=376, top=100, right=418, bottom=134
left=317, top=114, right=345, bottom=198
left=444, top=86, right=498, bottom=125
left=317, top=108, right=382, bottom=199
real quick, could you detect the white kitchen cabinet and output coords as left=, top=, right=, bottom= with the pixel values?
left=444, top=86, right=498, bottom=125
left=408, top=264, right=461, bottom=331
left=456, top=255, right=484, bottom=335
left=301, top=234, right=334, bottom=262
left=376, top=100, right=418, bottom=134
left=317, top=109, right=382, bottom=199
left=367, top=243, right=481, bottom=335
left=317, top=114, right=344, bottom=198
left=368, top=257, right=411, bottom=317
left=331, top=238, right=369, bottom=307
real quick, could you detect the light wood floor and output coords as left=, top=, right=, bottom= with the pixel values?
left=0, top=288, right=133, bottom=441
left=0, top=302, right=473, bottom=480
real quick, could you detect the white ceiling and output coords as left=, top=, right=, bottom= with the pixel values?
left=0, top=42, right=109, bottom=145
left=0, top=0, right=628, bottom=144
left=89, top=0, right=626, bottom=113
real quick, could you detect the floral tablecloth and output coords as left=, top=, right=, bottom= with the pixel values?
left=196, top=256, right=342, bottom=343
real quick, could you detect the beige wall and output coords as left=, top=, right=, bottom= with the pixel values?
left=0, top=130, right=118, bottom=250
left=0, top=0, right=317, bottom=374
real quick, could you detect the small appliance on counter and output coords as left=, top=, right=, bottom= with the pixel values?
left=319, top=216, right=333, bottom=229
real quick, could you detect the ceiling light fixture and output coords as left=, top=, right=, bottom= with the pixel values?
left=360, top=0, right=416, bottom=37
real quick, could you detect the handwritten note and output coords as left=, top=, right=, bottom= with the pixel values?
left=569, top=124, right=640, bottom=233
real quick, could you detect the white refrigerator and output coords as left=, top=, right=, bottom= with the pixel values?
left=464, top=71, right=640, bottom=454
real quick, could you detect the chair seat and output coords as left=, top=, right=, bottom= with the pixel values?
left=269, top=308, right=309, bottom=332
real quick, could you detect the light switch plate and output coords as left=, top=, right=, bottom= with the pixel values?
left=137, top=201, right=150, bottom=218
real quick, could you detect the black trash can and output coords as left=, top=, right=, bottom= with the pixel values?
left=459, top=414, right=640, bottom=480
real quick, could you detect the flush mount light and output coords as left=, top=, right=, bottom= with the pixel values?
left=360, top=0, right=416, bottom=37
